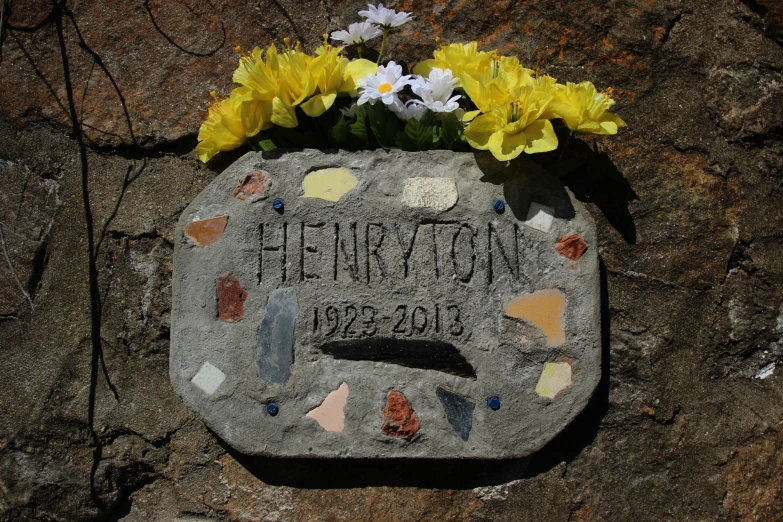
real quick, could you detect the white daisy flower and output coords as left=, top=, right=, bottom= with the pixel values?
left=390, top=99, right=428, bottom=121
left=356, top=61, right=412, bottom=106
left=358, top=3, right=414, bottom=29
left=330, top=22, right=383, bottom=46
left=409, top=68, right=462, bottom=113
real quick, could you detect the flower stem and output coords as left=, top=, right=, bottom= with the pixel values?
left=376, top=28, right=389, bottom=65
left=356, top=44, right=363, bottom=59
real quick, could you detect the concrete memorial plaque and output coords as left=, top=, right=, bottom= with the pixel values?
left=171, top=150, right=601, bottom=459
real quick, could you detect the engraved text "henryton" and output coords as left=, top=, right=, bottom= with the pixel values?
left=258, top=221, right=537, bottom=286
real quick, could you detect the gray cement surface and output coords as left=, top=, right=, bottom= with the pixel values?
left=171, top=149, right=601, bottom=459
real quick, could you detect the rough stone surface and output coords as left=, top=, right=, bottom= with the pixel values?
left=402, top=177, right=460, bottom=212
left=0, top=0, right=782, bottom=519
left=171, top=150, right=601, bottom=459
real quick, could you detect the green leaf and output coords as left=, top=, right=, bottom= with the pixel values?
left=396, top=117, right=436, bottom=151
left=367, top=102, right=401, bottom=149
left=258, top=139, right=277, bottom=151
left=348, top=106, right=370, bottom=149
left=330, top=114, right=351, bottom=147
left=439, top=111, right=468, bottom=150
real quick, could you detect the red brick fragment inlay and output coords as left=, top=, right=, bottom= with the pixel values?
left=217, top=274, right=247, bottom=323
left=233, top=170, right=267, bottom=200
left=184, top=216, right=228, bottom=247
left=381, top=390, right=420, bottom=439
left=555, top=233, right=588, bottom=260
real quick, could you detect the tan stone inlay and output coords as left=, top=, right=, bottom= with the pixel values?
left=504, top=289, right=566, bottom=346
left=184, top=216, right=228, bottom=246
left=535, top=361, right=573, bottom=399
left=306, top=382, right=349, bottom=432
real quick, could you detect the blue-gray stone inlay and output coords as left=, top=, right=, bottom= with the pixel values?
left=436, top=386, right=475, bottom=441
left=257, top=288, right=298, bottom=384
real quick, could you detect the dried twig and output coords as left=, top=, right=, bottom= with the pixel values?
left=0, top=221, right=35, bottom=311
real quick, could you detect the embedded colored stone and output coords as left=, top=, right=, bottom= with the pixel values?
left=381, top=390, right=420, bottom=439
left=524, top=202, right=555, bottom=233
left=436, top=387, right=475, bottom=441
left=306, top=382, right=349, bottom=432
left=233, top=170, right=267, bottom=200
left=266, top=403, right=279, bottom=416
left=216, top=274, right=247, bottom=323
left=256, top=288, right=298, bottom=384
left=487, top=396, right=501, bottom=411
left=401, top=177, right=459, bottom=212
left=535, top=362, right=573, bottom=399
left=184, top=216, right=228, bottom=246
left=555, top=233, right=588, bottom=260
left=504, top=289, right=567, bottom=346
left=191, top=362, right=226, bottom=395
left=301, top=168, right=357, bottom=202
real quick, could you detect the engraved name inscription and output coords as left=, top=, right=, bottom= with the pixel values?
left=258, top=221, right=539, bottom=286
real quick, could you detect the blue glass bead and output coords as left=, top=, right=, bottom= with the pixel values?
left=487, top=396, right=501, bottom=411
left=272, top=198, right=284, bottom=211
left=266, top=403, right=279, bottom=416
left=493, top=200, right=505, bottom=213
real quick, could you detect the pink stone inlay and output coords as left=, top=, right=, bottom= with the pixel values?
left=233, top=170, right=267, bottom=200
left=184, top=216, right=228, bottom=246
left=306, top=382, right=349, bottom=432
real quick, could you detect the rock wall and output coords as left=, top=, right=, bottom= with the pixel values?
left=0, top=0, right=781, bottom=520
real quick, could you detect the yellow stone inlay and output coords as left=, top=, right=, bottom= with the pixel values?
left=535, top=362, right=572, bottom=399
left=504, top=289, right=566, bottom=346
left=301, top=168, right=357, bottom=202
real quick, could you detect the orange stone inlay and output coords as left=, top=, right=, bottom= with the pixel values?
left=184, top=216, right=228, bottom=246
left=555, top=233, right=588, bottom=260
left=504, top=289, right=566, bottom=346
left=216, top=274, right=247, bottom=323
left=381, top=390, right=420, bottom=439
left=233, top=170, right=267, bottom=200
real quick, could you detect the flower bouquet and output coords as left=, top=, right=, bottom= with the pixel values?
left=196, top=3, right=625, bottom=164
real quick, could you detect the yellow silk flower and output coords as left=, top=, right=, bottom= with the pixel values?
left=463, top=85, right=558, bottom=161
left=548, top=81, right=626, bottom=134
left=300, top=45, right=377, bottom=118
left=195, top=91, right=268, bottom=163
left=412, top=42, right=495, bottom=80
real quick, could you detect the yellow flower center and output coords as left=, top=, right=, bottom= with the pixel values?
left=378, top=83, right=393, bottom=94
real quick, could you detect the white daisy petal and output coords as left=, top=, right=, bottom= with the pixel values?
left=330, top=21, right=383, bottom=45
left=358, top=3, right=413, bottom=28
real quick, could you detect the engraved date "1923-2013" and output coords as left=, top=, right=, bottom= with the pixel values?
left=312, top=303, right=466, bottom=339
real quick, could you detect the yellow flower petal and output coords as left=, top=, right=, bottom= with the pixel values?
left=271, top=97, right=298, bottom=128
left=342, top=59, right=378, bottom=92
left=488, top=129, right=527, bottom=161
left=301, top=92, right=338, bottom=117
left=523, top=119, right=558, bottom=154
left=462, top=110, right=481, bottom=122
left=463, top=113, right=497, bottom=150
